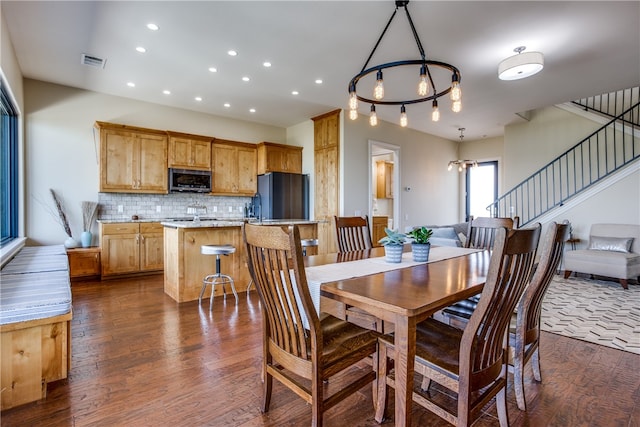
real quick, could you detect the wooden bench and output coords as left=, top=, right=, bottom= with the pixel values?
left=0, top=245, right=72, bottom=410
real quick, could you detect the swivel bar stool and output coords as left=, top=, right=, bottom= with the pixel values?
left=199, top=244, right=239, bottom=310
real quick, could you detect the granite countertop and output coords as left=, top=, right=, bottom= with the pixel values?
left=160, top=218, right=320, bottom=229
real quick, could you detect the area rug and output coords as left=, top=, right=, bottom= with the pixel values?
left=541, top=276, right=640, bottom=354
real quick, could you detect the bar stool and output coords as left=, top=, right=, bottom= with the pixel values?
left=200, top=244, right=239, bottom=310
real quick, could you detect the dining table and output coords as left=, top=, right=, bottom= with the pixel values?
left=304, top=245, right=491, bottom=427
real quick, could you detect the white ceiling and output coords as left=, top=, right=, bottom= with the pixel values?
left=3, top=1, right=639, bottom=141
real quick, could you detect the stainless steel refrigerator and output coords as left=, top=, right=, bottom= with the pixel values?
left=256, top=172, right=309, bottom=220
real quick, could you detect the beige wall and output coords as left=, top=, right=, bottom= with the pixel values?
left=23, top=79, right=286, bottom=245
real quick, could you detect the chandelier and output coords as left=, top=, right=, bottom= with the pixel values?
left=348, top=0, right=462, bottom=127
left=448, top=128, right=478, bottom=172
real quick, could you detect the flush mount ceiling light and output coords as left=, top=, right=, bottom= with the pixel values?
left=448, top=128, right=478, bottom=172
left=348, top=0, right=462, bottom=127
left=498, top=46, right=544, bottom=81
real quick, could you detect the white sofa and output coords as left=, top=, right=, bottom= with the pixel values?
left=564, top=223, right=640, bottom=289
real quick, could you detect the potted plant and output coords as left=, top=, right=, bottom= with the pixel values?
left=406, top=226, right=433, bottom=262
left=378, top=227, right=406, bottom=263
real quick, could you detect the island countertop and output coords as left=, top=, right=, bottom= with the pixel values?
left=160, top=219, right=320, bottom=228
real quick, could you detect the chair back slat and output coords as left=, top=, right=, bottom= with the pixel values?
left=519, top=222, right=571, bottom=339
left=461, top=224, right=541, bottom=389
left=244, top=223, right=319, bottom=360
left=465, top=216, right=519, bottom=250
left=334, top=216, right=373, bottom=253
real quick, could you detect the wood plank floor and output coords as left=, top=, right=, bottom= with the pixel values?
left=2, top=274, right=639, bottom=426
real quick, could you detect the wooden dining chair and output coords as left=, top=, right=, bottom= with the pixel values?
left=440, top=222, right=570, bottom=411
left=465, top=215, right=519, bottom=250
left=334, top=215, right=373, bottom=253
left=243, top=223, right=380, bottom=427
left=375, top=224, right=541, bottom=427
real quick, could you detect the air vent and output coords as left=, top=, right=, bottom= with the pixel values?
left=81, top=53, right=106, bottom=69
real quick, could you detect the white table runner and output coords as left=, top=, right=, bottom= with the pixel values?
left=304, top=246, right=481, bottom=316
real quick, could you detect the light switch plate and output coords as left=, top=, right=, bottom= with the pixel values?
left=117, top=205, right=123, bottom=213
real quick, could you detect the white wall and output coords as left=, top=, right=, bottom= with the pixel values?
left=23, top=79, right=287, bottom=245
left=343, top=115, right=459, bottom=232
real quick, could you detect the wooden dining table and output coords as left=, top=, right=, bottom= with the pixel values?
left=311, top=246, right=491, bottom=427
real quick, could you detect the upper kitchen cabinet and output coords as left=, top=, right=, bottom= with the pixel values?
left=96, top=121, right=168, bottom=194
left=211, top=139, right=257, bottom=196
left=167, top=131, right=212, bottom=170
left=257, top=141, right=303, bottom=174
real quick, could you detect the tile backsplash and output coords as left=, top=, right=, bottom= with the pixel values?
left=98, top=193, right=253, bottom=221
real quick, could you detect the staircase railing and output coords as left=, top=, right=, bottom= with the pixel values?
left=572, top=87, right=639, bottom=120
left=489, top=100, right=639, bottom=226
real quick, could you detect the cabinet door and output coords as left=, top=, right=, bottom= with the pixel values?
left=100, top=129, right=136, bottom=191
left=284, top=149, right=302, bottom=173
left=140, top=223, right=163, bottom=271
left=101, top=233, right=140, bottom=276
left=67, top=248, right=101, bottom=279
left=236, top=145, right=257, bottom=194
left=191, top=140, right=212, bottom=170
left=169, top=136, right=211, bottom=170
left=211, top=143, right=238, bottom=193
left=372, top=216, right=389, bottom=247
left=376, top=161, right=393, bottom=198
left=137, top=134, right=168, bottom=193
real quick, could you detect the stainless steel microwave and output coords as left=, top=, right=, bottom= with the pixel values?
left=168, top=168, right=212, bottom=193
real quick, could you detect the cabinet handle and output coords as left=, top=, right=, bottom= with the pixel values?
left=141, top=235, right=145, bottom=243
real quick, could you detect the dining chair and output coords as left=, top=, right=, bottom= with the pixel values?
left=441, top=222, right=570, bottom=411
left=465, top=215, right=520, bottom=250
left=243, top=223, right=380, bottom=427
left=334, top=215, right=373, bottom=253
left=375, top=224, right=541, bottom=427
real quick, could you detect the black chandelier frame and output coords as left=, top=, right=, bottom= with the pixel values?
left=348, top=0, right=461, bottom=107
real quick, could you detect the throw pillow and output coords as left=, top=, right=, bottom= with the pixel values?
left=588, top=236, right=633, bottom=253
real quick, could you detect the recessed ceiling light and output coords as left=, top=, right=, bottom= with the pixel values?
left=263, top=61, right=272, bottom=67
left=163, top=90, right=171, bottom=95
left=228, top=50, right=238, bottom=56
left=195, top=96, right=202, bottom=102
left=315, top=79, right=323, bottom=84
left=223, top=103, right=231, bottom=108
left=208, top=67, right=218, bottom=73
left=136, top=46, right=146, bottom=53
left=127, top=82, right=135, bottom=87
left=291, top=91, right=299, bottom=95
left=242, top=76, right=250, bottom=82
left=249, top=108, right=256, bottom=113
left=146, top=23, right=159, bottom=31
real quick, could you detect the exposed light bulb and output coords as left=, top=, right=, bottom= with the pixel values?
left=452, top=100, right=462, bottom=113
left=349, top=108, right=358, bottom=120
left=349, top=89, right=358, bottom=110
left=448, top=163, right=453, bottom=171
left=418, top=65, right=428, bottom=96
left=431, top=100, right=440, bottom=122
left=369, top=105, right=378, bottom=126
left=450, top=75, right=461, bottom=101
left=374, top=70, right=384, bottom=100
left=400, top=105, right=408, bottom=127
left=458, top=165, right=463, bottom=172
left=462, top=162, right=467, bottom=169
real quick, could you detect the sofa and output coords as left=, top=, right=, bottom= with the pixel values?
left=405, top=222, right=469, bottom=247
left=564, top=223, right=640, bottom=289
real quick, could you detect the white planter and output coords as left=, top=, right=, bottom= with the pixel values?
left=412, top=243, right=431, bottom=262
left=384, top=244, right=403, bottom=263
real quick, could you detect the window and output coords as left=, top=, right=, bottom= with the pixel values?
left=1, top=83, right=19, bottom=246
left=465, top=161, right=498, bottom=221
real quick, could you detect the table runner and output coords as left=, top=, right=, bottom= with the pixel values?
left=304, top=246, right=481, bottom=316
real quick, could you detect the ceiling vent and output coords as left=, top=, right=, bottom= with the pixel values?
left=81, top=53, right=106, bottom=69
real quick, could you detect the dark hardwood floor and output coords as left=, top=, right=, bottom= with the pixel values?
left=2, top=275, right=639, bottom=426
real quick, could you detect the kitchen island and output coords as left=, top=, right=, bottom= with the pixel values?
left=161, top=219, right=318, bottom=303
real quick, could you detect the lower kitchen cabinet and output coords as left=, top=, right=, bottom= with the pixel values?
left=100, top=222, right=163, bottom=277
left=67, top=247, right=101, bottom=280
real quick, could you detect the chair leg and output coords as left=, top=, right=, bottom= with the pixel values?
left=620, top=279, right=629, bottom=290
left=262, top=366, right=272, bottom=413
left=513, top=352, right=527, bottom=411
left=531, top=347, right=542, bottom=382
left=311, top=375, right=324, bottom=427
left=563, top=270, right=572, bottom=279
left=375, top=341, right=389, bottom=423
left=496, top=386, right=509, bottom=427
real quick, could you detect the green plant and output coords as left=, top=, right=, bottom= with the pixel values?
left=406, top=226, right=433, bottom=244
left=378, top=228, right=406, bottom=246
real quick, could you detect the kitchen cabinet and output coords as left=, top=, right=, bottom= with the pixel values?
left=96, top=121, right=168, bottom=194
left=372, top=216, right=389, bottom=247
left=257, top=141, right=303, bottom=174
left=67, top=247, right=101, bottom=280
left=211, top=139, right=257, bottom=195
left=312, top=109, right=341, bottom=254
left=376, top=161, right=394, bottom=198
left=167, top=131, right=212, bottom=170
left=100, top=222, right=163, bottom=277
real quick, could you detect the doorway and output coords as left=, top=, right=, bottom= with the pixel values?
left=369, top=140, right=400, bottom=234
left=465, top=161, right=498, bottom=220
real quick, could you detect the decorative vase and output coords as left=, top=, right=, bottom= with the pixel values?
left=64, top=237, right=79, bottom=248
left=412, top=243, right=431, bottom=262
left=80, top=231, right=93, bottom=248
left=384, top=244, right=403, bottom=263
